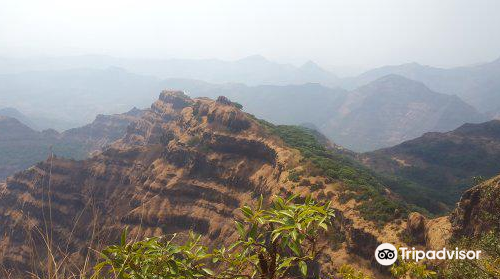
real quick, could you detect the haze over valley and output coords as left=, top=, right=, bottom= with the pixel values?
left=1, top=54, right=498, bottom=151
left=1, top=1, right=500, bottom=278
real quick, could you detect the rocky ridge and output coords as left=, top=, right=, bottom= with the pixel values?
left=0, top=91, right=409, bottom=278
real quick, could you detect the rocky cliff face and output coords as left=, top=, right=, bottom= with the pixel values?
left=402, top=173, right=500, bottom=252
left=0, top=91, right=409, bottom=278
left=450, top=175, right=500, bottom=238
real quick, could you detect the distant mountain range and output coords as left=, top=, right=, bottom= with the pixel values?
left=0, top=66, right=490, bottom=151
left=362, top=120, right=500, bottom=208
left=2, top=54, right=499, bottom=114
left=160, top=75, right=486, bottom=151
left=1, top=54, right=499, bottom=150
left=0, top=54, right=339, bottom=87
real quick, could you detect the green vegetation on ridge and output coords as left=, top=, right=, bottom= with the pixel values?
left=254, top=119, right=417, bottom=224
left=363, top=120, right=500, bottom=213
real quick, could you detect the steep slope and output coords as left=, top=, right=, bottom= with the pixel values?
left=344, top=56, right=500, bottom=113
left=450, top=174, right=500, bottom=237
left=0, top=91, right=416, bottom=278
left=0, top=116, right=39, bottom=140
left=325, top=75, right=486, bottom=151
left=0, top=107, right=37, bottom=130
left=0, top=109, right=143, bottom=180
left=0, top=116, right=57, bottom=180
left=362, top=120, right=500, bottom=209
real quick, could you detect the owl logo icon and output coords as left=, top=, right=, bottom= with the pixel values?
left=375, top=243, right=398, bottom=265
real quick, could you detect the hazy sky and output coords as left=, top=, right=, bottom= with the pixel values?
left=1, top=0, right=500, bottom=71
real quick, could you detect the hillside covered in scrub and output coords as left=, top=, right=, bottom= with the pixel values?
left=362, top=120, right=500, bottom=210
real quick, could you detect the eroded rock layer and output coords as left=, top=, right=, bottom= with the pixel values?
left=0, top=91, right=406, bottom=277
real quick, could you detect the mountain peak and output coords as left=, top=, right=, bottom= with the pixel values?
left=366, top=74, right=428, bottom=90
left=376, top=73, right=417, bottom=83
left=125, top=107, right=145, bottom=117
left=402, top=62, right=424, bottom=67
left=300, top=60, right=321, bottom=69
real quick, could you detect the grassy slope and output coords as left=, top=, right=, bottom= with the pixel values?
left=254, top=118, right=431, bottom=223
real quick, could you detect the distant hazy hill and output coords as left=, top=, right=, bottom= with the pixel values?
left=0, top=67, right=162, bottom=129
left=325, top=75, right=487, bottom=151
left=344, top=56, right=500, bottom=113
left=0, top=107, right=37, bottom=130
left=362, top=120, right=500, bottom=208
left=0, top=54, right=339, bottom=87
left=0, top=116, right=59, bottom=180
left=0, top=108, right=144, bottom=180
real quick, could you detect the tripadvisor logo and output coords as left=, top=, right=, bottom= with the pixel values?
left=375, top=243, right=482, bottom=266
left=375, top=243, right=398, bottom=265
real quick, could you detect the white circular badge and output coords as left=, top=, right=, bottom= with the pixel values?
left=375, top=243, right=398, bottom=266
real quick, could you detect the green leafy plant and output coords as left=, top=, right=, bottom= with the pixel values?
left=232, top=195, right=336, bottom=278
left=287, top=170, right=301, bottom=182
left=91, top=195, right=336, bottom=279
left=92, top=231, right=214, bottom=279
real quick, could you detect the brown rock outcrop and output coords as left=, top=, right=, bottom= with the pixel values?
left=406, top=212, right=427, bottom=245
left=0, top=91, right=407, bottom=278
left=404, top=212, right=451, bottom=249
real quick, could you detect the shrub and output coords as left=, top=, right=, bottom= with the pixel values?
left=92, top=195, right=337, bottom=279
left=310, top=182, right=324, bottom=192
left=288, top=169, right=301, bottom=182
left=187, top=136, right=201, bottom=147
